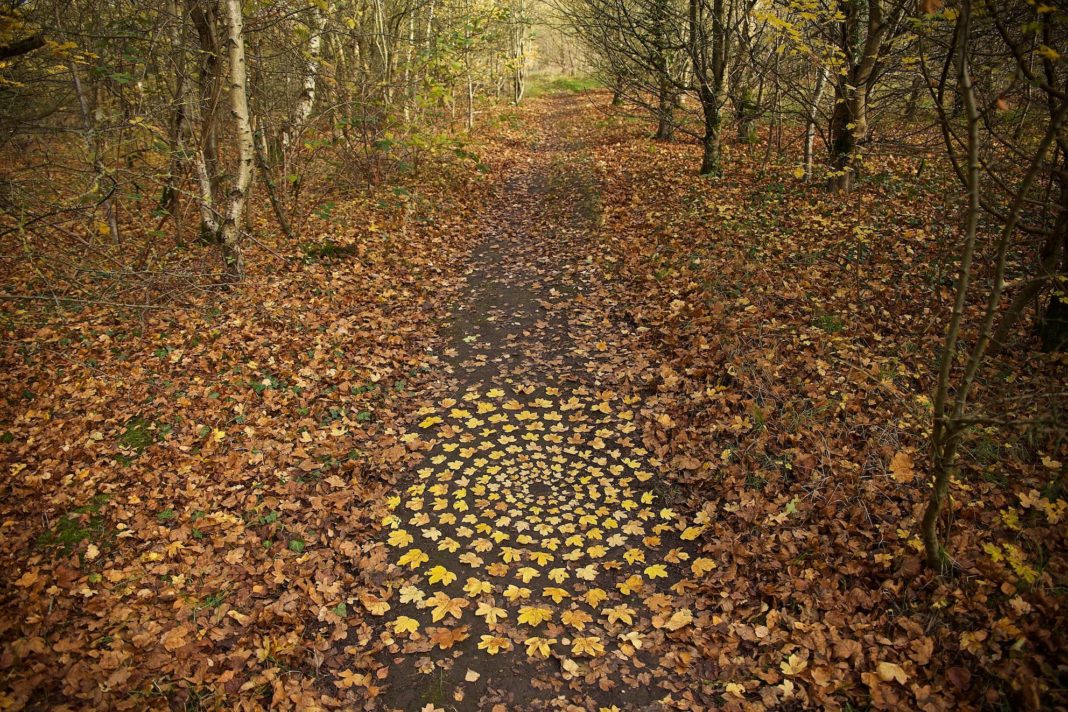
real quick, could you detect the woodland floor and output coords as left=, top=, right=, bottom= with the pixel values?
left=1, top=92, right=1066, bottom=712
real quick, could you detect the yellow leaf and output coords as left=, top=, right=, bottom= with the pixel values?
left=781, top=653, right=808, bottom=675
left=571, top=636, right=605, bottom=657
left=503, top=584, right=531, bottom=602
left=475, top=600, right=507, bottom=625
left=478, top=634, right=511, bottom=654
left=663, top=608, right=693, bottom=631
left=644, top=564, right=667, bottom=579
left=691, top=557, right=716, bottom=576
left=876, top=661, right=908, bottom=684
left=681, top=526, right=704, bottom=541
left=617, top=574, right=644, bottom=595
left=427, top=565, right=456, bottom=586
left=387, top=529, right=414, bottom=547
left=562, top=608, right=593, bottom=630
left=361, top=596, right=390, bottom=616
left=398, top=548, right=428, bottom=569
left=725, top=682, right=745, bottom=697
left=463, top=578, right=492, bottom=597
left=585, top=588, right=608, bottom=608
left=889, top=451, right=916, bottom=483
left=517, top=606, right=553, bottom=627
left=542, top=586, right=570, bottom=604
left=516, top=566, right=540, bottom=583
left=391, top=616, right=419, bottom=635
left=524, top=636, right=556, bottom=658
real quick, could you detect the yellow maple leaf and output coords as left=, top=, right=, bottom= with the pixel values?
left=681, top=526, right=704, bottom=541
left=387, top=529, right=414, bottom=547
left=542, top=586, right=570, bottom=604
left=399, top=585, right=424, bottom=604
left=571, top=636, right=605, bottom=657
left=876, top=661, right=908, bottom=684
left=429, top=595, right=466, bottom=622
left=398, top=548, right=428, bottom=569
left=391, top=616, right=419, bottom=635
left=475, top=600, right=507, bottom=625
left=517, top=606, right=553, bottom=627
left=562, top=608, right=592, bottom=630
left=463, top=578, right=492, bottom=597
left=478, top=634, right=511, bottom=654
left=644, top=564, right=667, bottom=579
left=605, top=604, right=635, bottom=625
left=531, top=551, right=554, bottom=566
left=427, top=565, right=457, bottom=586
left=516, top=566, right=540, bottom=583
left=504, top=584, right=531, bottom=601
left=618, top=574, right=644, bottom=595
left=361, top=596, right=390, bottom=616
left=524, top=636, right=556, bottom=658
left=585, top=588, right=608, bottom=608
left=691, top=557, right=716, bottom=576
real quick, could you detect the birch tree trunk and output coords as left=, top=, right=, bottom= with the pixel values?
left=187, top=0, right=224, bottom=241
left=220, top=0, right=253, bottom=282
left=284, top=6, right=323, bottom=151
left=803, top=67, right=827, bottom=180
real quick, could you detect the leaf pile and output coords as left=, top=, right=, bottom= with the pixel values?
left=0, top=160, right=491, bottom=709
left=571, top=97, right=1067, bottom=708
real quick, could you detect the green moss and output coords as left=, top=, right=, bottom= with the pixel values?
left=36, top=494, right=111, bottom=554
left=300, top=240, right=357, bottom=261
left=118, top=416, right=157, bottom=453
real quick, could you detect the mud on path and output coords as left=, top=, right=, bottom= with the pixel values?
left=366, top=96, right=712, bottom=711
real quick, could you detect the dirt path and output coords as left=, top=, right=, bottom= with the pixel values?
left=369, top=97, right=708, bottom=711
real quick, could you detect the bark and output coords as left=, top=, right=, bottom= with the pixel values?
left=511, top=0, right=526, bottom=105
left=803, top=67, right=828, bottom=180
left=827, top=0, right=894, bottom=193
left=923, top=10, right=979, bottom=572
left=990, top=179, right=1068, bottom=353
left=70, top=60, right=121, bottom=245
left=188, top=0, right=224, bottom=241
left=735, top=86, right=756, bottom=144
left=827, top=86, right=863, bottom=192
left=0, top=34, right=45, bottom=59
left=254, top=126, right=294, bottom=242
left=689, top=0, right=726, bottom=175
left=284, top=6, right=324, bottom=150
left=652, top=0, right=674, bottom=141
left=220, top=0, right=253, bottom=282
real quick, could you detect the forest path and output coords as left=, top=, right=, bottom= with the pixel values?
left=369, top=96, right=710, bottom=711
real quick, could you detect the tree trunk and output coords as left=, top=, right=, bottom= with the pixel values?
left=188, top=0, right=224, bottom=241
left=284, top=6, right=323, bottom=151
left=827, top=82, right=867, bottom=193
left=990, top=178, right=1068, bottom=353
left=70, top=60, right=121, bottom=246
left=254, top=126, right=295, bottom=242
left=699, top=88, right=721, bottom=176
left=735, top=87, right=756, bottom=144
left=220, top=0, right=253, bottom=282
left=803, top=67, right=828, bottom=180
left=655, top=83, right=675, bottom=140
